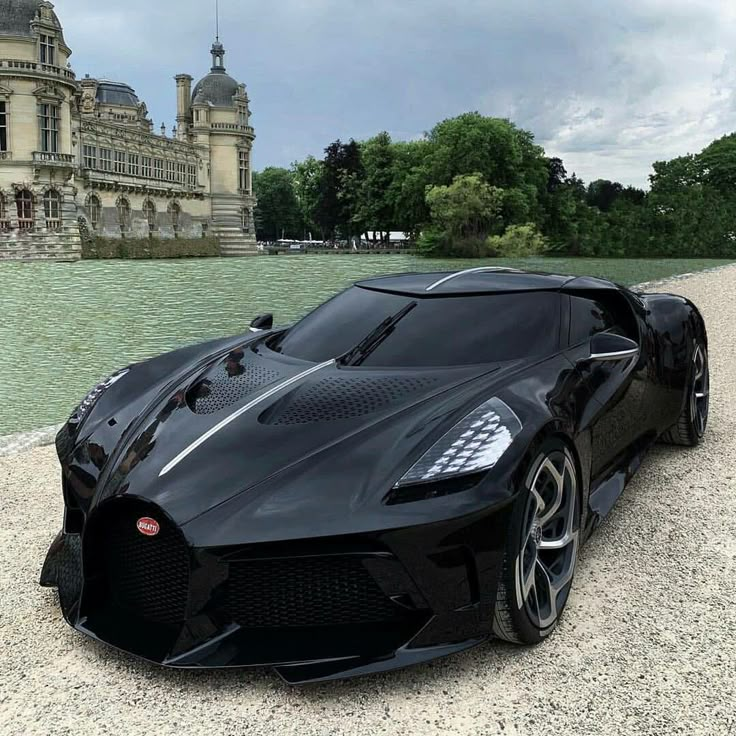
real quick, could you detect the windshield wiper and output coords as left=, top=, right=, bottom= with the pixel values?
left=339, top=301, right=418, bottom=367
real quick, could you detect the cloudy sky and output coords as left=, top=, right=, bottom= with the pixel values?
left=58, top=0, right=736, bottom=188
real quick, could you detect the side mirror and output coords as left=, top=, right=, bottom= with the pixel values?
left=250, top=313, right=274, bottom=333
left=589, top=332, right=639, bottom=362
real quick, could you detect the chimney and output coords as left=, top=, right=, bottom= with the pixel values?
left=175, top=74, right=193, bottom=141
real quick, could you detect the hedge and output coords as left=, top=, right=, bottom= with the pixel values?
left=82, top=237, right=221, bottom=260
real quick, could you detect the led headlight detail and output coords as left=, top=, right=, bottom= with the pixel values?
left=68, top=368, right=130, bottom=428
left=395, top=397, right=522, bottom=488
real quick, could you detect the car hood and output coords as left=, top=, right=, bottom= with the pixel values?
left=65, top=339, right=515, bottom=534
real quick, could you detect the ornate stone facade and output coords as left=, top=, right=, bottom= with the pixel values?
left=0, top=0, right=257, bottom=260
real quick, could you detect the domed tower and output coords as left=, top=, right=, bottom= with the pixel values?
left=178, top=38, right=257, bottom=256
left=0, top=0, right=81, bottom=260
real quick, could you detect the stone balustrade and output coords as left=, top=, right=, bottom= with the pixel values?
left=0, top=58, right=76, bottom=81
left=32, top=151, right=75, bottom=165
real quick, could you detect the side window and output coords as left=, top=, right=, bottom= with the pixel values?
left=569, top=296, right=616, bottom=345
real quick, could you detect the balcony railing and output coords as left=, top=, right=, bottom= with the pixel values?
left=210, top=123, right=255, bottom=135
left=17, top=219, right=34, bottom=232
left=0, top=220, right=10, bottom=232
left=45, top=219, right=62, bottom=232
left=0, top=59, right=76, bottom=81
left=33, top=151, right=74, bottom=165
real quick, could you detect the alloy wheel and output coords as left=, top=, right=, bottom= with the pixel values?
left=515, top=451, right=579, bottom=630
left=690, top=345, right=709, bottom=438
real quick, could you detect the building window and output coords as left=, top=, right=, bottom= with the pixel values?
left=143, top=200, right=156, bottom=234
left=83, top=145, right=97, bottom=169
left=100, top=148, right=113, bottom=172
left=142, top=156, right=152, bottom=178
left=117, top=198, right=131, bottom=233
left=39, top=103, right=59, bottom=153
left=128, top=153, right=139, bottom=176
left=39, top=34, right=55, bottom=65
left=188, top=164, right=197, bottom=187
left=170, top=202, right=181, bottom=235
left=166, top=161, right=175, bottom=182
left=0, top=102, right=7, bottom=152
left=238, top=107, right=247, bottom=127
left=114, top=151, right=126, bottom=174
left=177, top=163, right=186, bottom=184
left=154, top=158, right=164, bottom=180
left=43, top=190, right=62, bottom=231
left=239, top=150, right=249, bottom=192
left=87, top=194, right=101, bottom=230
left=16, top=189, right=34, bottom=231
left=0, top=193, right=8, bottom=230
left=240, top=208, right=251, bottom=233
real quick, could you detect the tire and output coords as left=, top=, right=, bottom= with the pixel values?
left=493, top=438, right=581, bottom=644
left=661, top=342, right=710, bottom=447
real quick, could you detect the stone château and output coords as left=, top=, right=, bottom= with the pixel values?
left=0, top=0, right=257, bottom=260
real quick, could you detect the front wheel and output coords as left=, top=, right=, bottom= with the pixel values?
left=662, top=342, right=710, bottom=447
left=493, top=439, right=581, bottom=644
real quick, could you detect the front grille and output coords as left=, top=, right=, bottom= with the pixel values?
left=97, top=503, right=190, bottom=626
left=227, top=556, right=407, bottom=628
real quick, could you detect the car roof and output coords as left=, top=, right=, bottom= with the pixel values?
left=355, top=268, right=619, bottom=297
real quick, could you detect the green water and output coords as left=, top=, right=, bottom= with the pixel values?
left=0, top=255, right=731, bottom=435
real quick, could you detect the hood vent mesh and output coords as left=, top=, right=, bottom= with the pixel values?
left=263, top=375, right=438, bottom=425
left=189, top=359, right=282, bottom=415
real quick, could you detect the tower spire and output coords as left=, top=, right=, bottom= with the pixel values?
left=215, top=0, right=220, bottom=42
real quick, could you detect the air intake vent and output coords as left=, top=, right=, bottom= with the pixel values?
left=226, top=556, right=408, bottom=628
left=189, top=357, right=281, bottom=415
left=263, top=375, right=437, bottom=425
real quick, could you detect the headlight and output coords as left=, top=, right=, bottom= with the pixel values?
left=394, top=397, right=522, bottom=488
left=68, top=368, right=130, bottom=428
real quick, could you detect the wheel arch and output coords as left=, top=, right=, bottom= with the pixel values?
left=510, top=421, right=590, bottom=537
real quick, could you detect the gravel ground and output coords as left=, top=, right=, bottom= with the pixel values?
left=1, top=266, right=735, bottom=736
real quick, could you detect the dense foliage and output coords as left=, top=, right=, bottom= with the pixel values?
left=82, top=237, right=220, bottom=259
left=253, top=113, right=736, bottom=258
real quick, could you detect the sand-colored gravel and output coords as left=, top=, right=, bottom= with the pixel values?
left=1, top=266, right=735, bottom=736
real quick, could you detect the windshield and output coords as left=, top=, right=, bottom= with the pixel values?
left=270, top=287, right=561, bottom=367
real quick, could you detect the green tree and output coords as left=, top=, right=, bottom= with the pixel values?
left=425, top=173, right=503, bottom=241
left=700, top=134, right=736, bottom=193
left=649, top=154, right=702, bottom=194
left=388, top=139, right=431, bottom=239
left=252, top=167, right=302, bottom=241
left=291, top=156, right=322, bottom=239
left=315, top=139, right=363, bottom=240
left=486, top=223, right=547, bottom=257
left=357, top=132, right=396, bottom=241
left=427, top=113, right=524, bottom=187
left=425, top=113, right=548, bottom=229
left=586, top=179, right=623, bottom=212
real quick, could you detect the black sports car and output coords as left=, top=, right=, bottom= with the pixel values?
left=41, top=268, right=709, bottom=683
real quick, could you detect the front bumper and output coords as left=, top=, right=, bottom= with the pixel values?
left=41, top=495, right=511, bottom=683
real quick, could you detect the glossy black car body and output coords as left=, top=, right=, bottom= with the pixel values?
left=41, top=269, right=708, bottom=683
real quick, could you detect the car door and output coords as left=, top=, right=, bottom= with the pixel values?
left=564, top=291, right=649, bottom=480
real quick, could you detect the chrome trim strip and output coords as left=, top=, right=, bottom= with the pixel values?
left=158, top=359, right=336, bottom=477
left=425, top=267, right=522, bottom=292
left=590, top=349, right=640, bottom=362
